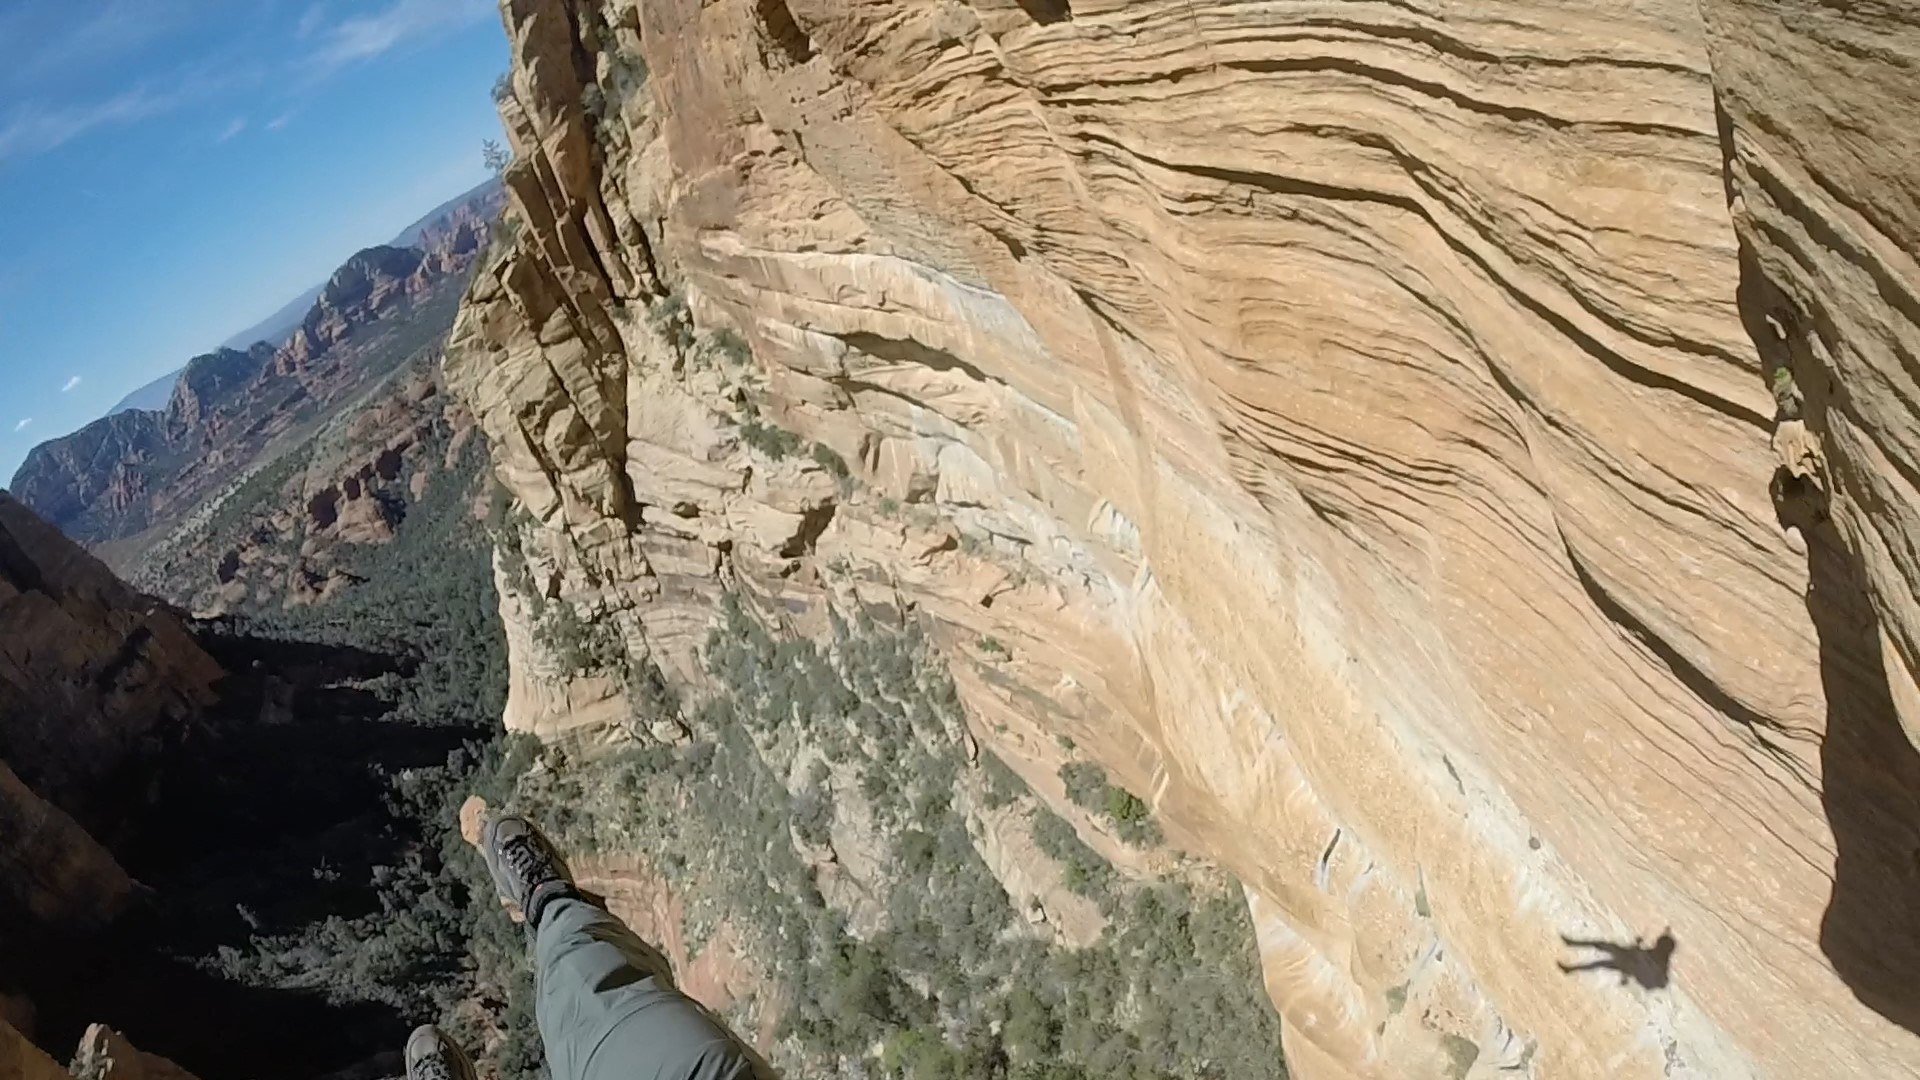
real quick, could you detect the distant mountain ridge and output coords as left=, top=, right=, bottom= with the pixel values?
left=109, top=369, right=191, bottom=415
left=9, top=184, right=500, bottom=556
left=101, top=178, right=504, bottom=420
left=389, top=177, right=502, bottom=248
left=216, top=282, right=327, bottom=353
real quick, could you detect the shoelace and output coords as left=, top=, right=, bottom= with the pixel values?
left=412, top=1052, right=454, bottom=1080
left=501, top=835, right=555, bottom=890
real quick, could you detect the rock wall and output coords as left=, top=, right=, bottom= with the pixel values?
left=0, top=492, right=223, bottom=830
left=0, top=759, right=137, bottom=933
left=1696, top=0, right=1920, bottom=1041
left=0, top=495, right=227, bottom=1075
left=446, top=0, right=1920, bottom=1076
left=5, top=1019, right=199, bottom=1080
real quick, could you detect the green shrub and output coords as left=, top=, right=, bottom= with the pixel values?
left=537, top=602, right=626, bottom=675
left=739, top=419, right=803, bottom=459
left=1060, top=761, right=1106, bottom=809
left=1031, top=808, right=1115, bottom=900
left=811, top=442, right=851, bottom=481
left=649, top=289, right=693, bottom=351
left=711, top=328, right=752, bottom=366
left=629, top=595, right=1283, bottom=1077
left=1060, top=761, right=1161, bottom=847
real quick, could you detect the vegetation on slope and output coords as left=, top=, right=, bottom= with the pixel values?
left=178, top=431, right=547, bottom=1078
left=517, top=594, right=1289, bottom=1080
left=52, top=357, right=1284, bottom=1080
left=16, top=397, right=543, bottom=1080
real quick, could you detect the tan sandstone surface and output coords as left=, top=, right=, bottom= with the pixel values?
left=445, top=1, right=1920, bottom=1077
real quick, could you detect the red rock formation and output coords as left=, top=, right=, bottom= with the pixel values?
left=11, top=185, right=497, bottom=556
left=279, top=246, right=428, bottom=373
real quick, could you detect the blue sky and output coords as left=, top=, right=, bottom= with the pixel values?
left=0, top=0, right=509, bottom=484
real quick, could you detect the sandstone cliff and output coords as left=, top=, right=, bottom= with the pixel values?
left=446, top=1, right=1920, bottom=1077
left=279, top=246, right=430, bottom=372
left=0, top=487, right=208, bottom=957
left=166, top=346, right=275, bottom=438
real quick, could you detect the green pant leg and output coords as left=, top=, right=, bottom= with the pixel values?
left=533, top=897, right=761, bottom=1080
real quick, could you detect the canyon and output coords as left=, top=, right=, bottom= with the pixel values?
left=10, top=182, right=502, bottom=560
left=441, top=0, right=1920, bottom=1077
left=2, top=0, right=1916, bottom=1076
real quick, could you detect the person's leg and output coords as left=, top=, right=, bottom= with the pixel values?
left=481, top=813, right=762, bottom=1080
left=534, top=895, right=759, bottom=1080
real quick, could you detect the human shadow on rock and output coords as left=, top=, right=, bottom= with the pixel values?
left=1556, top=930, right=1676, bottom=990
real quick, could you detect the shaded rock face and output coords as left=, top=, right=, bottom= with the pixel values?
left=0, top=492, right=222, bottom=829
left=0, top=760, right=137, bottom=933
left=446, top=2, right=1920, bottom=1078
left=1695, top=2, right=1920, bottom=1043
left=0, top=494, right=223, bottom=1055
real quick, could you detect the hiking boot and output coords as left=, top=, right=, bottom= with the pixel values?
left=481, top=813, right=576, bottom=928
left=404, top=1025, right=476, bottom=1080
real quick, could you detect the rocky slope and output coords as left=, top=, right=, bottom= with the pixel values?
left=0, top=489, right=210, bottom=929
left=5, top=1021, right=191, bottom=1080
left=7, top=410, right=178, bottom=543
left=0, top=450, right=515, bottom=1080
left=9, top=186, right=500, bottom=556
left=0, top=493, right=222, bottom=1079
left=443, top=1, right=1920, bottom=1077
left=0, top=493, right=222, bottom=830
left=129, top=360, right=481, bottom=614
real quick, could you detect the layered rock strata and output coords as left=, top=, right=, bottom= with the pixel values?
left=446, top=1, right=1920, bottom=1076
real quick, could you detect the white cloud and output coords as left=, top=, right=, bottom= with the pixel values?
left=297, top=3, right=329, bottom=38
left=0, top=87, right=177, bottom=162
left=61, top=376, right=82, bottom=393
left=12, top=418, right=31, bottom=433
left=310, top=0, right=492, bottom=72
left=3, top=1, right=188, bottom=90
left=218, top=117, right=248, bottom=142
left=267, top=112, right=293, bottom=131
left=0, top=66, right=248, bottom=163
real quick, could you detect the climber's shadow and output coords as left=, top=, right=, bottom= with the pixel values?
left=1556, top=930, right=1677, bottom=990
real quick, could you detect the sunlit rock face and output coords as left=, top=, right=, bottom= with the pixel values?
left=445, top=1, right=1920, bottom=1076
